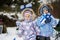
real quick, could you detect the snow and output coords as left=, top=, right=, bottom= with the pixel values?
left=0, top=27, right=59, bottom=40
left=38, top=0, right=57, bottom=4
left=0, top=27, right=24, bottom=40
left=0, top=18, right=60, bottom=40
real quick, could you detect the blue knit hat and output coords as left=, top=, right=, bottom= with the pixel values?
left=43, top=7, right=48, bottom=11
left=40, top=4, right=51, bottom=14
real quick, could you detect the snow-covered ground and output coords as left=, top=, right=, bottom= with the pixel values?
left=0, top=27, right=60, bottom=40
left=0, top=27, right=24, bottom=40
left=0, top=18, right=60, bottom=40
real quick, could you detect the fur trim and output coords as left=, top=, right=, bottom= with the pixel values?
left=21, top=8, right=36, bottom=20
left=38, top=4, right=53, bottom=16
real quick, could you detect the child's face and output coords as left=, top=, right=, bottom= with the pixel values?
left=43, top=10, right=48, bottom=14
left=24, top=13, right=31, bottom=21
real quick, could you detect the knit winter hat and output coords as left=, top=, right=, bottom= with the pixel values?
left=23, top=10, right=32, bottom=17
left=43, top=7, right=48, bottom=11
left=21, top=8, right=36, bottom=20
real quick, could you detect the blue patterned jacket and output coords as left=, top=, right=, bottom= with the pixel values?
left=36, top=13, right=57, bottom=37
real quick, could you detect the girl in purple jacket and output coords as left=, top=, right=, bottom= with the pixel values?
left=17, top=8, right=40, bottom=40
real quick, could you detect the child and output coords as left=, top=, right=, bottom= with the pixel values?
left=17, top=8, right=40, bottom=40
left=36, top=4, right=57, bottom=40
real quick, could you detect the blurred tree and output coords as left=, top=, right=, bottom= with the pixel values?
left=32, top=0, right=40, bottom=16
left=51, top=0, right=60, bottom=18
left=5, top=0, right=12, bottom=6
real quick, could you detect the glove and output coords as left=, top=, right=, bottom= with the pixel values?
left=45, top=18, right=51, bottom=23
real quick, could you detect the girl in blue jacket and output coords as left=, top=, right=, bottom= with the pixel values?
left=36, top=4, right=57, bottom=40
